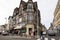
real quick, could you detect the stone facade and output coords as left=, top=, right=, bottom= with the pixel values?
left=53, top=0, right=60, bottom=28
left=8, top=0, right=42, bottom=36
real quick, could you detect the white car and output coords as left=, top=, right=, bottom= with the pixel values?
left=2, top=30, right=9, bottom=35
left=47, top=30, right=57, bottom=36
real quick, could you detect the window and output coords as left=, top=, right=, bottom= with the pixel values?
left=13, top=22, right=15, bottom=25
left=28, top=14, right=33, bottom=22
left=16, top=20, right=19, bottom=23
left=23, top=14, right=27, bottom=20
left=28, top=4, right=33, bottom=9
left=59, top=13, right=60, bottom=18
left=20, top=22, right=26, bottom=27
left=19, top=18, right=22, bottom=22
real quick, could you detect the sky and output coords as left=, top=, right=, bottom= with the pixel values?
left=0, top=0, right=58, bottom=29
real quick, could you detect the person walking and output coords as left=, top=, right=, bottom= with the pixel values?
left=40, top=31, right=45, bottom=40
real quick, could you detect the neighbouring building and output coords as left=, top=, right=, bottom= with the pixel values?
left=8, top=16, right=13, bottom=31
left=8, top=0, right=42, bottom=36
left=0, top=25, right=6, bottom=33
left=53, top=0, right=60, bottom=29
left=41, top=25, right=47, bottom=32
left=49, top=23, right=54, bottom=30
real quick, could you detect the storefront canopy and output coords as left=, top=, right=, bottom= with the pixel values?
left=14, top=26, right=22, bottom=29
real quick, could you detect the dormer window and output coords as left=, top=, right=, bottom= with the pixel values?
left=27, top=4, right=33, bottom=9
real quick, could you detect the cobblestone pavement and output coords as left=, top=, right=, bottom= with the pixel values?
left=0, top=35, right=37, bottom=40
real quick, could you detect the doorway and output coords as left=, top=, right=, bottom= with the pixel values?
left=29, top=28, right=32, bottom=35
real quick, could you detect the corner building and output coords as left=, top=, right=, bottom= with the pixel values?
left=8, top=0, right=41, bottom=36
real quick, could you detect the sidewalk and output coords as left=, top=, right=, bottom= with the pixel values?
left=2, top=35, right=35, bottom=39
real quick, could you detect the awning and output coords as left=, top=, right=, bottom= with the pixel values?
left=14, top=22, right=26, bottom=29
left=14, top=26, right=22, bottom=29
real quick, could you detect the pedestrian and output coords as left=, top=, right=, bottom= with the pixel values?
left=31, top=32, right=34, bottom=38
left=40, top=31, right=45, bottom=40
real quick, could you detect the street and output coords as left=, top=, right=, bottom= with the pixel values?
left=39, top=34, right=60, bottom=40
left=0, top=34, right=60, bottom=40
left=0, top=35, right=37, bottom=40
left=45, top=35, right=60, bottom=40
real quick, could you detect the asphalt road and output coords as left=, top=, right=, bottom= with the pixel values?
left=0, top=35, right=60, bottom=40
left=43, top=34, right=60, bottom=40
left=0, top=35, right=37, bottom=40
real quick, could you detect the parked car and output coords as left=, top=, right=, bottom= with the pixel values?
left=47, top=30, right=57, bottom=36
left=2, top=30, right=9, bottom=36
left=0, top=31, right=2, bottom=34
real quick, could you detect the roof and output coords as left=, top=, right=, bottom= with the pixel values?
left=19, top=0, right=37, bottom=12
left=19, top=0, right=27, bottom=10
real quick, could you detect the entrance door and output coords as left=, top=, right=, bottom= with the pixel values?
left=29, top=28, right=32, bottom=35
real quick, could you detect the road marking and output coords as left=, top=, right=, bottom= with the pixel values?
left=44, top=37, right=48, bottom=40
left=51, top=38, right=55, bottom=40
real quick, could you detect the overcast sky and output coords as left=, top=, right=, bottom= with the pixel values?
left=0, top=0, right=58, bottom=29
